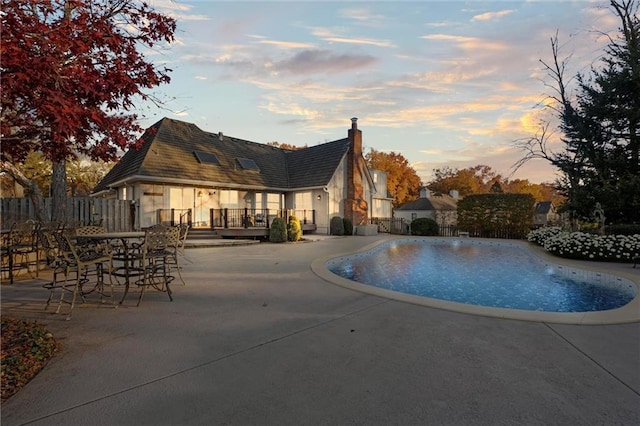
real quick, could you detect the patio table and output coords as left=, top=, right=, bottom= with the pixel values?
left=78, top=231, right=145, bottom=304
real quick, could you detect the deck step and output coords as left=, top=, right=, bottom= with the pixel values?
left=186, top=228, right=222, bottom=240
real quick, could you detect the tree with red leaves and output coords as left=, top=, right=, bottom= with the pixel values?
left=1, top=0, right=176, bottom=221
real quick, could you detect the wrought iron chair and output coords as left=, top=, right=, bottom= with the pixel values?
left=53, top=231, right=115, bottom=320
left=37, top=229, right=68, bottom=310
left=75, top=225, right=108, bottom=238
left=166, top=223, right=190, bottom=285
left=1, top=221, right=39, bottom=284
left=135, top=225, right=176, bottom=306
left=177, top=223, right=189, bottom=257
left=76, top=225, right=123, bottom=255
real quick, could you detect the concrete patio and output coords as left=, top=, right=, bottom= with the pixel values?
left=1, top=235, right=639, bottom=425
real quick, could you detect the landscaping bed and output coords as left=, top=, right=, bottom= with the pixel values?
left=1, top=316, right=58, bottom=403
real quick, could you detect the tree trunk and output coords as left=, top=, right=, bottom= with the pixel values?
left=51, top=160, right=67, bottom=222
left=0, top=160, right=48, bottom=222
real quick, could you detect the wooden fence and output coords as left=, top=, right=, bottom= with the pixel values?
left=370, top=218, right=521, bottom=238
left=371, top=218, right=458, bottom=236
left=1, top=197, right=132, bottom=232
left=370, top=217, right=410, bottom=234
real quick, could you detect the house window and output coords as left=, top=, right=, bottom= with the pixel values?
left=236, top=157, right=260, bottom=171
left=411, top=213, right=417, bottom=221
left=219, top=190, right=238, bottom=207
left=294, top=192, right=312, bottom=210
left=193, top=151, right=220, bottom=165
left=254, top=193, right=264, bottom=211
left=267, top=193, right=281, bottom=212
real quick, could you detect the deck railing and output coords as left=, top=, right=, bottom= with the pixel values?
left=156, top=208, right=192, bottom=227
left=209, top=208, right=315, bottom=229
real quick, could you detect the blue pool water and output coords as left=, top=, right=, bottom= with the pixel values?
left=327, top=239, right=637, bottom=312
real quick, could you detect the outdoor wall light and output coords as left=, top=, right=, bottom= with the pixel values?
left=317, top=194, right=321, bottom=200
left=197, top=191, right=203, bottom=197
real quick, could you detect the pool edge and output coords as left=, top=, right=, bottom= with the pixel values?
left=311, top=236, right=640, bottom=325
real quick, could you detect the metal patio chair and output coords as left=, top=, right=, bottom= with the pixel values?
left=53, top=231, right=115, bottom=320
left=37, top=228, right=68, bottom=310
left=1, top=221, right=39, bottom=284
left=166, top=223, right=190, bottom=285
left=135, top=225, right=176, bottom=306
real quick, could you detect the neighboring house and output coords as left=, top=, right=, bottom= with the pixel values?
left=394, top=188, right=459, bottom=227
left=533, top=201, right=559, bottom=227
left=92, top=117, right=391, bottom=235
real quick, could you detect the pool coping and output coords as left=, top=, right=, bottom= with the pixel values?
left=310, top=236, right=640, bottom=325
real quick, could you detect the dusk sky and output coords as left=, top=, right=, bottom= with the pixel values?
left=140, top=1, right=620, bottom=184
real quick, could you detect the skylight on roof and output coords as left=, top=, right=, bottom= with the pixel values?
left=236, top=157, right=260, bottom=171
left=194, top=151, right=220, bottom=165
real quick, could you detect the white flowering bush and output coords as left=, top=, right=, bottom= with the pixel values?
left=527, top=226, right=564, bottom=246
left=527, top=227, right=640, bottom=262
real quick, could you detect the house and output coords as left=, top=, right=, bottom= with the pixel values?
left=533, top=201, right=559, bottom=227
left=92, top=117, right=392, bottom=235
left=394, top=187, right=459, bottom=228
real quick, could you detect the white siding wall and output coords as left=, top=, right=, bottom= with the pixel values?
left=318, top=157, right=347, bottom=234
left=395, top=209, right=457, bottom=226
left=370, top=169, right=392, bottom=218
left=372, top=197, right=392, bottom=218
left=371, top=170, right=388, bottom=197
left=363, top=172, right=371, bottom=212
left=137, top=183, right=167, bottom=228
left=394, top=210, right=436, bottom=223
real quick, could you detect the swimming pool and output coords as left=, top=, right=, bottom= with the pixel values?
left=318, top=238, right=639, bottom=322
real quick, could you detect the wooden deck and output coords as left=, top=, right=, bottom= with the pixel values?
left=212, top=223, right=317, bottom=239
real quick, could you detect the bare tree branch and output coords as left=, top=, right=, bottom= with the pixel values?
left=512, top=122, right=556, bottom=172
left=0, top=161, right=48, bottom=221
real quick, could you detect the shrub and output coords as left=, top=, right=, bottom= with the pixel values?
left=528, top=227, right=640, bottom=262
left=542, top=232, right=640, bottom=262
left=287, top=215, right=302, bottom=242
left=606, top=224, right=640, bottom=236
left=458, top=193, right=535, bottom=239
left=330, top=216, right=344, bottom=236
left=410, top=217, right=439, bottom=236
left=527, top=226, right=564, bottom=246
left=343, top=217, right=353, bottom=236
left=269, top=217, right=287, bottom=243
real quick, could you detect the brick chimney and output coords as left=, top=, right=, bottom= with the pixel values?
left=344, top=117, right=368, bottom=226
left=348, top=117, right=362, bottom=158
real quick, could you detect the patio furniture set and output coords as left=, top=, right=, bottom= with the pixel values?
left=1, top=221, right=189, bottom=320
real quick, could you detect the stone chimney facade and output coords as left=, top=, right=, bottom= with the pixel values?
left=344, top=117, right=369, bottom=226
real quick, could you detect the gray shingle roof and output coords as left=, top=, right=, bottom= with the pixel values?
left=534, top=201, right=553, bottom=214
left=396, top=196, right=458, bottom=211
left=286, top=138, right=350, bottom=188
left=94, top=117, right=350, bottom=193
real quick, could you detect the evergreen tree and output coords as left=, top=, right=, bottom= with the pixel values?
left=514, top=0, right=639, bottom=223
